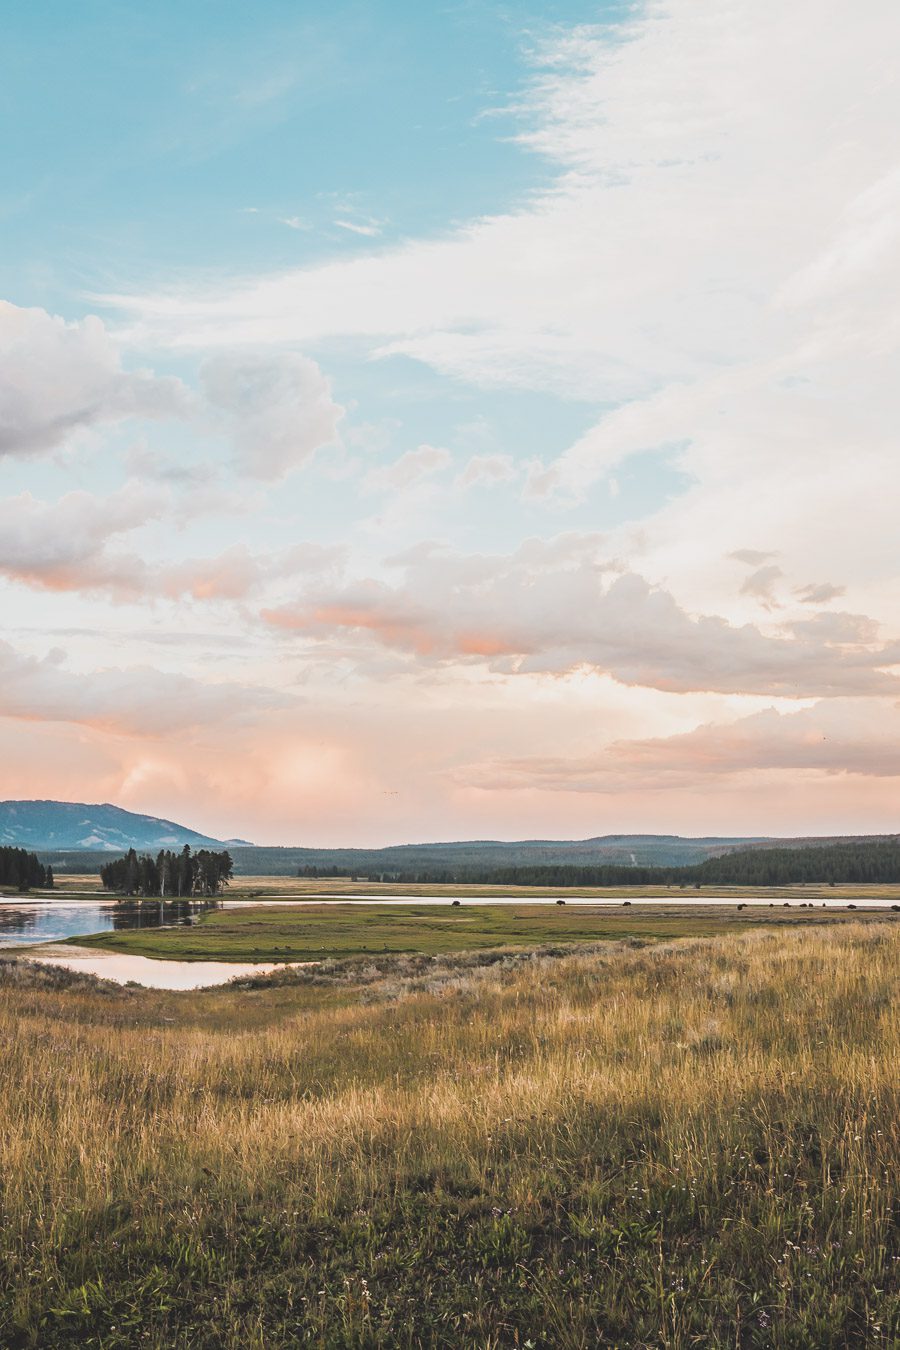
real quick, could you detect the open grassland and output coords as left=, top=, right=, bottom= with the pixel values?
left=67, top=901, right=897, bottom=962
left=28, top=873, right=900, bottom=902
left=0, top=924, right=897, bottom=1347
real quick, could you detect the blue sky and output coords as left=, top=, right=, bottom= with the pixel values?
left=1, top=0, right=898, bottom=844
left=1, top=0, right=619, bottom=308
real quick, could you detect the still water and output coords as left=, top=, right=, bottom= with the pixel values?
left=16, top=947, right=294, bottom=991
left=0, top=899, right=299, bottom=989
left=0, top=898, right=216, bottom=947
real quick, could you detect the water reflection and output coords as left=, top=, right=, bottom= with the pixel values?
left=0, top=899, right=220, bottom=946
left=111, top=899, right=220, bottom=931
left=0, top=906, right=40, bottom=938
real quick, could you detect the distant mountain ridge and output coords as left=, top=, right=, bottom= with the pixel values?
left=0, top=800, right=251, bottom=852
left=9, top=800, right=892, bottom=875
left=220, top=833, right=772, bottom=876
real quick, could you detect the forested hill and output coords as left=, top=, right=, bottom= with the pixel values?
left=292, top=837, right=900, bottom=887
left=283, top=831, right=900, bottom=885
left=692, top=837, right=900, bottom=885
left=43, top=834, right=762, bottom=875
left=229, top=835, right=761, bottom=875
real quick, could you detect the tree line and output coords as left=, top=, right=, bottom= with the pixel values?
left=0, top=847, right=53, bottom=891
left=303, top=839, right=900, bottom=888
left=100, top=846, right=233, bottom=898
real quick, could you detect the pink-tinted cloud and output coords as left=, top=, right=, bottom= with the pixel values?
left=460, top=700, right=900, bottom=795
left=0, top=640, right=291, bottom=736
left=0, top=486, right=163, bottom=598
left=262, top=539, right=900, bottom=698
left=0, top=487, right=344, bottom=604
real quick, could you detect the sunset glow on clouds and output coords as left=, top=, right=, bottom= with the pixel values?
left=2, top=0, right=899, bottom=843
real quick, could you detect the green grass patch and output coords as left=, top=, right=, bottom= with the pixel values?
left=63, top=900, right=884, bottom=962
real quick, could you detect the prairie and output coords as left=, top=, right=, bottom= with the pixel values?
left=0, top=921, right=896, bottom=1347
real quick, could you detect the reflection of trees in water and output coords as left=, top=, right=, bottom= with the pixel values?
left=112, top=900, right=221, bottom=932
left=0, top=907, right=39, bottom=936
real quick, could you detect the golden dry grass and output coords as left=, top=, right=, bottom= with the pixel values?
left=0, top=923, right=897, bottom=1347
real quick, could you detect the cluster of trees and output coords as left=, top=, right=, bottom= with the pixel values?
left=0, top=847, right=53, bottom=891
left=305, top=839, right=900, bottom=888
left=100, top=846, right=233, bottom=898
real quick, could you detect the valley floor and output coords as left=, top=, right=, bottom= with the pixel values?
left=68, top=898, right=900, bottom=962
left=0, top=922, right=897, bottom=1346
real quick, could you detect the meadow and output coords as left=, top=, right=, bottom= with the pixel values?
left=70, top=899, right=889, bottom=962
left=0, top=920, right=896, bottom=1347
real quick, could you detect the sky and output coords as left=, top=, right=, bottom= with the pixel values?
left=2, top=0, right=899, bottom=846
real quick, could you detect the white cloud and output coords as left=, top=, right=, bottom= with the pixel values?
left=0, top=301, right=187, bottom=458
left=456, top=453, right=517, bottom=490
left=363, top=444, right=452, bottom=493
left=334, top=219, right=382, bottom=237
left=200, top=350, right=343, bottom=479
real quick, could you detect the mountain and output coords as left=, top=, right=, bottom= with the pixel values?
left=0, top=800, right=251, bottom=852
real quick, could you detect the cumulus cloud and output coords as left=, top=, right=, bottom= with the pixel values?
left=261, top=537, right=900, bottom=697
left=201, top=350, right=343, bottom=479
left=0, top=301, right=187, bottom=458
left=0, top=640, right=290, bottom=735
left=0, top=486, right=164, bottom=597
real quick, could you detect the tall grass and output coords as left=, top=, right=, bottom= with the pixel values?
left=0, top=924, right=897, bottom=1347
